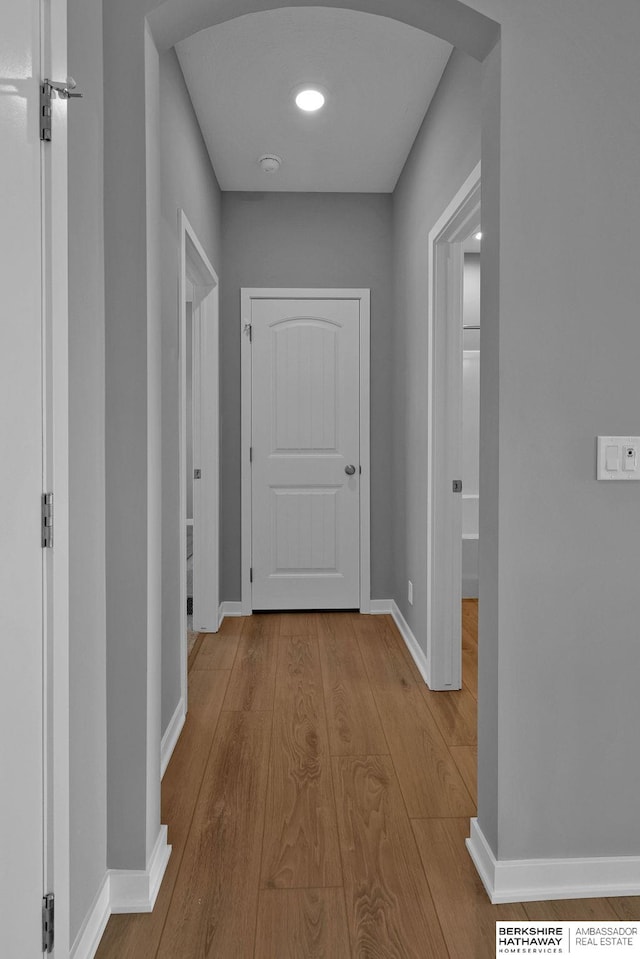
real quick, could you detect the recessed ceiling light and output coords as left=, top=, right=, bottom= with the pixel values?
left=295, top=87, right=326, bottom=112
left=475, top=232, right=483, bottom=241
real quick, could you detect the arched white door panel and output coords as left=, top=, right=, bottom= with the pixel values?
left=242, top=291, right=370, bottom=612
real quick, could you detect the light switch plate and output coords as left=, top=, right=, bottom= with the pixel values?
left=597, top=436, right=640, bottom=480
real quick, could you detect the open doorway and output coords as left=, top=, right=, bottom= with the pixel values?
left=461, top=237, right=480, bottom=601
left=178, top=211, right=220, bottom=710
left=426, top=164, right=481, bottom=690
left=185, top=296, right=196, bottom=653
left=461, top=230, right=481, bottom=697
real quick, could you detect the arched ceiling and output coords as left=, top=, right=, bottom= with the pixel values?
left=148, top=0, right=499, bottom=61
left=175, top=7, right=454, bottom=192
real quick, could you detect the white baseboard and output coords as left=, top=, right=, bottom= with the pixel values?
left=369, top=598, right=393, bottom=614
left=161, top=697, right=186, bottom=779
left=218, top=601, right=244, bottom=628
left=71, top=827, right=172, bottom=958
left=372, top=599, right=431, bottom=687
left=70, top=874, right=111, bottom=959
left=467, top=818, right=640, bottom=903
left=110, top=825, right=172, bottom=914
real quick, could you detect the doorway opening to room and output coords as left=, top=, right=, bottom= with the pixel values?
left=460, top=229, right=481, bottom=700
left=185, top=295, right=196, bottom=654
left=177, top=212, right=220, bottom=715
left=426, top=164, right=481, bottom=691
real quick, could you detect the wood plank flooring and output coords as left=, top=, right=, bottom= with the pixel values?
left=95, top=602, right=640, bottom=959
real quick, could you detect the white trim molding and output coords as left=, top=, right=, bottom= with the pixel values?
left=371, top=600, right=431, bottom=687
left=369, top=599, right=393, bottom=614
left=70, top=874, right=111, bottom=959
left=160, top=697, right=186, bottom=779
left=110, top=825, right=171, bottom=914
left=467, top=818, right=640, bottom=903
left=70, top=827, right=171, bottom=959
left=218, top=601, right=244, bottom=628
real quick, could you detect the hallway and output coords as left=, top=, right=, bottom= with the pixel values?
left=95, top=605, right=639, bottom=958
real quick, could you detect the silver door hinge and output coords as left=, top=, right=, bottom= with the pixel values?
left=40, top=83, right=52, bottom=141
left=244, top=323, right=252, bottom=342
left=249, top=447, right=252, bottom=463
left=249, top=567, right=253, bottom=583
left=40, top=78, right=83, bottom=141
left=42, top=493, right=54, bottom=548
left=452, top=480, right=463, bottom=493
left=42, top=893, right=54, bottom=953
left=194, top=468, right=201, bottom=479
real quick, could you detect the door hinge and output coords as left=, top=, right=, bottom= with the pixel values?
left=244, top=323, right=252, bottom=342
left=452, top=480, right=463, bottom=493
left=249, top=447, right=252, bottom=463
left=42, top=893, right=54, bottom=953
left=42, top=493, right=54, bottom=548
left=249, top=567, right=253, bottom=583
left=194, top=468, right=201, bottom=479
left=40, top=78, right=83, bottom=141
left=40, top=83, right=52, bottom=141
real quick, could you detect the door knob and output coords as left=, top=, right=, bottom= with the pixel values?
left=345, top=464, right=356, bottom=475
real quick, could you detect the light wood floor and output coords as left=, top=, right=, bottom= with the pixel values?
left=95, top=601, right=640, bottom=958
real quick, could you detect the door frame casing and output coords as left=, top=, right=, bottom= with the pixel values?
left=240, top=288, right=371, bottom=615
left=178, top=210, right=220, bottom=713
left=426, top=164, right=481, bottom=690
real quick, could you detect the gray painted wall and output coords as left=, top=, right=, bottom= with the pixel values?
left=104, top=0, right=154, bottom=871
left=221, top=191, right=394, bottom=602
left=392, top=48, right=482, bottom=653
left=68, top=0, right=107, bottom=941
left=159, top=49, right=222, bottom=736
left=479, top=0, right=640, bottom=861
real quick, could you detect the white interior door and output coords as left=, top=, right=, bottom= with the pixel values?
left=0, top=0, right=62, bottom=953
left=250, top=296, right=361, bottom=610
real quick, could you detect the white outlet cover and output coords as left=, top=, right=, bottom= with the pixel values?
left=597, top=436, right=640, bottom=480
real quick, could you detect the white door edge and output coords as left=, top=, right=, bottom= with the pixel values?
left=426, top=163, right=481, bottom=690
left=44, top=3, right=71, bottom=954
left=178, top=210, right=219, bottom=714
left=240, top=288, right=371, bottom=615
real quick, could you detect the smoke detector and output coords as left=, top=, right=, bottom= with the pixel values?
left=258, top=154, right=282, bottom=174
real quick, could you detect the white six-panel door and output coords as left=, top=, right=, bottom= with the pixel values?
left=247, top=294, right=367, bottom=610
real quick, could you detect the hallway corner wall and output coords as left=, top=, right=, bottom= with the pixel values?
left=476, top=0, right=640, bottom=866
left=104, top=0, right=157, bottom=873
left=68, top=0, right=107, bottom=943
left=158, top=48, right=222, bottom=740
left=391, top=48, right=482, bottom=658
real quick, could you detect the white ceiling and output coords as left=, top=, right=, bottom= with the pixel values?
left=175, top=8, right=452, bottom=193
